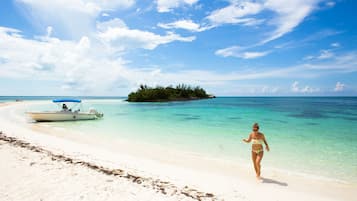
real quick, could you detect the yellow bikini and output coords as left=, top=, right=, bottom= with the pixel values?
left=252, top=139, right=264, bottom=154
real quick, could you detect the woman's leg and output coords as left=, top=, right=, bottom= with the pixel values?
left=255, top=151, right=264, bottom=179
left=251, top=151, right=258, bottom=176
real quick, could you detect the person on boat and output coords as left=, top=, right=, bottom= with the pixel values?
left=62, top=104, right=68, bottom=111
left=242, top=123, right=270, bottom=180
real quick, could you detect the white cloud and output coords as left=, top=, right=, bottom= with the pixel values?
left=291, top=81, right=319, bottom=93
left=16, top=0, right=135, bottom=39
left=207, top=0, right=320, bottom=44
left=158, top=1, right=267, bottom=34
left=0, top=27, right=127, bottom=94
left=317, top=50, right=334, bottom=59
left=19, top=0, right=135, bottom=14
left=325, top=1, right=336, bottom=7
left=1, top=25, right=356, bottom=95
left=157, top=19, right=212, bottom=32
left=262, top=0, right=319, bottom=43
left=301, top=86, right=318, bottom=93
left=304, top=49, right=335, bottom=60
left=0, top=25, right=194, bottom=94
left=0, top=27, right=285, bottom=90
left=46, top=26, right=52, bottom=36
left=334, top=82, right=345, bottom=92
left=302, top=52, right=357, bottom=73
left=303, top=55, right=314, bottom=60
left=291, top=81, right=300, bottom=92
left=156, top=0, right=199, bottom=13
left=261, top=86, right=279, bottom=93
left=97, top=19, right=196, bottom=50
left=239, top=51, right=270, bottom=59
left=158, top=1, right=266, bottom=32
left=207, top=1, right=264, bottom=25
left=331, top=42, right=340, bottom=47
left=0, top=26, right=196, bottom=94
left=209, top=0, right=321, bottom=59
left=96, top=18, right=127, bottom=31
left=215, top=46, right=270, bottom=59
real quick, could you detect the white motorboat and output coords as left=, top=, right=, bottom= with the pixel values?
left=27, top=99, right=103, bottom=122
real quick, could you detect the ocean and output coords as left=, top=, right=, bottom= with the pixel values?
left=2, top=96, right=357, bottom=184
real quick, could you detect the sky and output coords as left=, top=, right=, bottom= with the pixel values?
left=0, top=0, right=356, bottom=96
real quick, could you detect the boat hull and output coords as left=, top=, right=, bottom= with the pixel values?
left=27, top=112, right=100, bottom=122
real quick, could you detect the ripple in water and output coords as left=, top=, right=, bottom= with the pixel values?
left=288, top=110, right=329, bottom=119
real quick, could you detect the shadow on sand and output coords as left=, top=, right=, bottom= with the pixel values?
left=261, top=177, right=288, bottom=186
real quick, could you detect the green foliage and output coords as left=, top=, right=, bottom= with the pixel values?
left=127, top=84, right=211, bottom=102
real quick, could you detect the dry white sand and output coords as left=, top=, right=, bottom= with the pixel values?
left=0, top=101, right=356, bottom=201
left=0, top=141, right=199, bottom=201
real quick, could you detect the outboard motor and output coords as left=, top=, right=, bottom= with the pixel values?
left=89, top=108, right=104, bottom=118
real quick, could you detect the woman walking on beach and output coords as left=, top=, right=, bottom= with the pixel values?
left=243, top=123, right=270, bottom=180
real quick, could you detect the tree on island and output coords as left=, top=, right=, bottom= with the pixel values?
left=127, top=84, right=214, bottom=102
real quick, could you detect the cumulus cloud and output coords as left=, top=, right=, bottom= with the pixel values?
left=261, top=86, right=279, bottom=93
left=46, top=26, right=53, bottom=38
left=262, top=0, right=319, bottom=43
left=14, top=1, right=197, bottom=55
left=0, top=26, right=209, bottom=94
left=317, top=50, right=334, bottom=59
left=0, top=26, right=196, bottom=94
left=1, top=25, right=356, bottom=95
left=291, top=81, right=300, bottom=92
left=209, top=0, right=321, bottom=59
left=16, top=0, right=135, bottom=39
left=97, top=18, right=196, bottom=50
left=96, top=18, right=127, bottom=31
left=291, top=81, right=319, bottom=93
left=331, top=42, right=340, bottom=47
left=0, top=27, right=307, bottom=93
left=304, top=49, right=335, bottom=60
left=156, top=0, right=199, bottom=13
left=18, top=0, right=135, bottom=14
left=0, top=27, right=129, bottom=93
left=334, top=82, right=345, bottom=92
left=325, top=1, right=336, bottom=7
left=215, top=46, right=270, bottom=59
left=157, top=19, right=212, bottom=32
left=0, top=26, right=192, bottom=94
left=207, top=0, right=320, bottom=44
left=207, top=1, right=264, bottom=26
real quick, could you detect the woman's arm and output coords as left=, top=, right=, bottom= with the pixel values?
left=242, top=133, right=252, bottom=143
left=263, top=134, right=270, bottom=151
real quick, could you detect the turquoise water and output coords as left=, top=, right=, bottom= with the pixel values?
left=3, top=97, right=357, bottom=183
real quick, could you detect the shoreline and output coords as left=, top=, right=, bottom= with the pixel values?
left=1, top=101, right=356, bottom=201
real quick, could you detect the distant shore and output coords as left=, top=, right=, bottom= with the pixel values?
left=0, top=101, right=356, bottom=201
left=127, top=96, right=216, bottom=102
left=127, top=85, right=215, bottom=102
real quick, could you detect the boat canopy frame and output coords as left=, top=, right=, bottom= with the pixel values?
left=52, top=99, right=82, bottom=111
left=52, top=99, right=81, bottom=103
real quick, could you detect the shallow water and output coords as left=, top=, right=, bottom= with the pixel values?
left=5, top=96, right=357, bottom=184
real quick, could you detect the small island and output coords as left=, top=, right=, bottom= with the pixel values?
left=127, top=84, right=215, bottom=102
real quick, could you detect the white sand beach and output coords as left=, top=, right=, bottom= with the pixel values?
left=0, top=101, right=356, bottom=201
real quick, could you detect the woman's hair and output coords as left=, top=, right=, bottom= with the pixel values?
left=253, top=123, right=259, bottom=129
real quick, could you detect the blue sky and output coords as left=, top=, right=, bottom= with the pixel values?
left=0, top=0, right=356, bottom=96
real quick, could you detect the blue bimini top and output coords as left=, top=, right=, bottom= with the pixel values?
left=52, top=99, right=81, bottom=103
